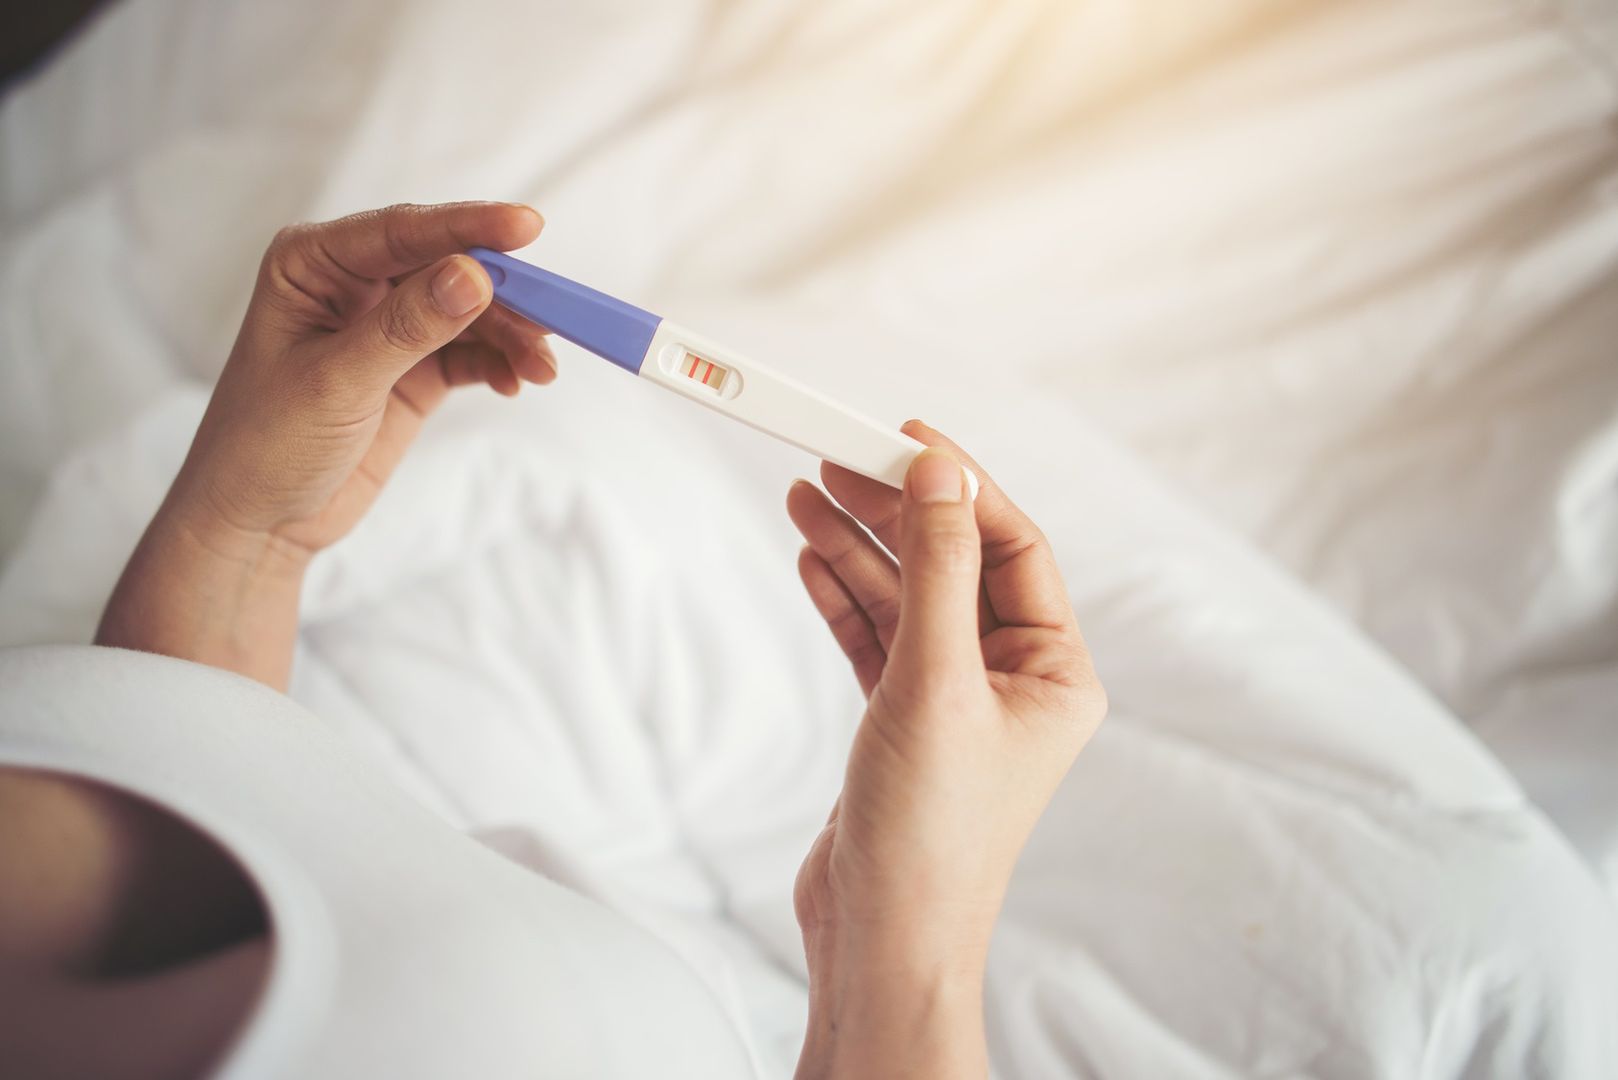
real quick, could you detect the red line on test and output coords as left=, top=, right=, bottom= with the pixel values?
left=701, top=361, right=714, bottom=386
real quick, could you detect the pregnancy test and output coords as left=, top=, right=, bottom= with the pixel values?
left=467, top=247, right=977, bottom=499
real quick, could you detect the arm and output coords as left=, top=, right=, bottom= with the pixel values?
left=64, top=200, right=556, bottom=951
left=3, top=200, right=558, bottom=1076
left=786, top=422, right=1108, bottom=1078
left=797, top=935, right=988, bottom=1079
left=95, top=501, right=309, bottom=689
left=96, top=201, right=556, bottom=688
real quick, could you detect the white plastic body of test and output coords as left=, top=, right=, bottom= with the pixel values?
left=638, top=320, right=978, bottom=499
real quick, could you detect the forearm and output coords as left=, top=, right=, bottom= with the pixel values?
left=95, top=493, right=308, bottom=690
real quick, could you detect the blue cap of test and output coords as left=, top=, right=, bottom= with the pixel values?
left=467, top=247, right=662, bottom=374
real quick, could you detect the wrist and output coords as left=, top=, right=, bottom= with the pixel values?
left=158, top=492, right=315, bottom=583
left=162, top=458, right=318, bottom=577
left=798, top=931, right=987, bottom=1080
left=95, top=493, right=309, bottom=690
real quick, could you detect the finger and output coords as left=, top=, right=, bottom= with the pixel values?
left=786, top=480, right=902, bottom=650
left=469, top=301, right=557, bottom=384
left=301, top=201, right=542, bottom=282
left=797, top=547, right=886, bottom=698
left=316, top=254, right=492, bottom=402
left=822, top=458, right=997, bottom=633
left=390, top=342, right=519, bottom=415
left=345, top=365, right=445, bottom=498
left=901, top=420, right=1074, bottom=632
left=391, top=353, right=454, bottom=417
left=887, top=447, right=985, bottom=682
left=438, top=341, right=521, bottom=396
left=357, top=343, right=516, bottom=494
left=516, top=338, right=558, bottom=385
left=820, top=462, right=902, bottom=554
left=492, top=355, right=522, bottom=397
left=436, top=341, right=496, bottom=387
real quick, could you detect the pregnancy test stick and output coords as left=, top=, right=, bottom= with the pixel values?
left=467, top=247, right=977, bottom=499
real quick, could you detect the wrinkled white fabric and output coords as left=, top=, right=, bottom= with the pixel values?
left=1, top=0, right=1615, bottom=1076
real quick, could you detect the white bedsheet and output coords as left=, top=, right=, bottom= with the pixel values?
left=2, top=1, right=1615, bottom=1076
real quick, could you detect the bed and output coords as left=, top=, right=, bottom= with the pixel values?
left=2, top=1, right=1614, bottom=1075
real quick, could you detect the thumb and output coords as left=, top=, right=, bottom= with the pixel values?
left=887, top=447, right=985, bottom=688
left=321, top=254, right=492, bottom=401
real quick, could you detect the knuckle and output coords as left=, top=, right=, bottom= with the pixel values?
left=846, top=636, right=885, bottom=673
left=917, top=525, right=979, bottom=574
left=984, top=517, right=1051, bottom=569
left=829, top=609, right=879, bottom=657
left=826, top=605, right=867, bottom=640
left=866, top=502, right=902, bottom=541
left=1056, top=637, right=1095, bottom=680
left=379, top=203, right=427, bottom=264
left=1089, top=680, right=1109, bottom=722
left=265, top=224, right=312, bottom=268
left=865, top=591, right=902, bottom=631
left=1065, top=651, right=1108, bottom=723
left=269, top=223, right=306, bottom=252
left=376, top=297, right=433, bottom=353
left=260, top=224, right=327, bottom=304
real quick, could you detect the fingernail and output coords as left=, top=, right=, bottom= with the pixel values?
left=431, top=258, right=485, bottom=316
left=909, top=448, right=965, bottom=503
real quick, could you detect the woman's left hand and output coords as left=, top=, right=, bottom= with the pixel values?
left=98, top=201, right=552, bottom=688
left=171, top=200, right=552, bottom=559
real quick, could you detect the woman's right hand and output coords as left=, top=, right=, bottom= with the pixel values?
left=786, top=421, right=1106, bottom=1079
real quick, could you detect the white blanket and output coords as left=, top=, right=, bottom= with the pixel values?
left=2, top=1, right=1615, bottom=1075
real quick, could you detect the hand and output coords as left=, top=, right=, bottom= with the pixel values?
left=171, top=200, right=553, bottom=558
left=97, top=202, right=553, bottom=688
left=785, top=421, right=1106, bottom=1079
